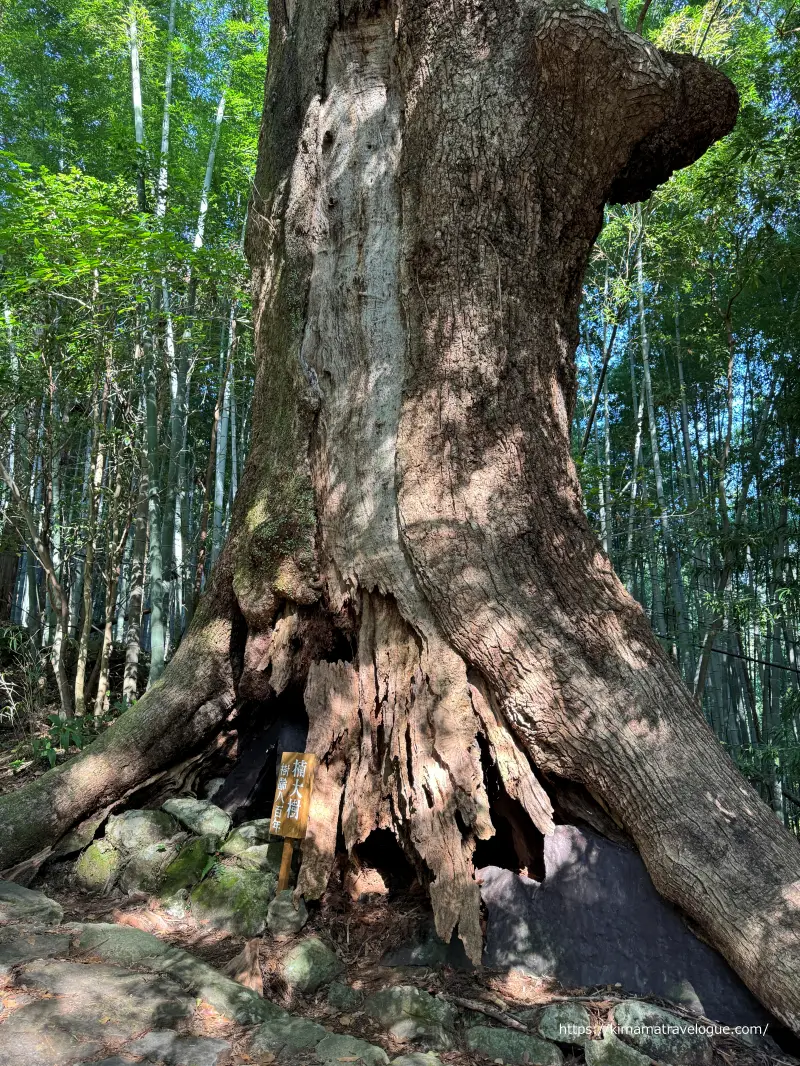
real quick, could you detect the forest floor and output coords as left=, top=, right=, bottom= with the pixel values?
left=1, top=865, right=796, bottom=1066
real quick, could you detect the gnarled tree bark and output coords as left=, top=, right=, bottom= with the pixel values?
left=3, top=0, right=800, bottom=1034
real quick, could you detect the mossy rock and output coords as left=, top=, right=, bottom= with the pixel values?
left=235, top=843, right=284, bottom=873
left=105, top=809, right=181, bottom=853
left=315, top=1033, right=388, bottom=1065
left=74, top=839, right=122, bottom=894
left=365, top=986, right=455, bottom=1049
left=251, top=1014, right=327, bottom=1055
left=390, top=1055, right=443, bottom=1066
left=281, top=936, right=344, bottom=993
left=0, top=880, right=62, bottom=926
left=220, top=820, right=274, bottom=856
left=158, top=836, right=216, bottom=898
left=162, top=798, right=231, bottom=848
left=120, top=835, right=187, bottom=894
left=267, top=889, right=309, bottom=935
left=538, top=1001, right=592, bottom=1045
left=465, top=1026, right=564, bottom=1065
left=584, top=1029, right=652, bottom=1066
left=612, top=1001, right=712, bottom=1065
left=365, top=986, right=455, bottom=1029
left=190, top=863, right=276, bottom=936
left=327, top=980, right=363, bottom=1012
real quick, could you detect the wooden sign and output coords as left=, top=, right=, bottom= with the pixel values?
left=270, top=751, right=318, bottom=840
left=270, top=751, right=318, bottom=892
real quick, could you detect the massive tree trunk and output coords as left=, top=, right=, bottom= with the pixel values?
left=3, top=0, right=800, bottom=1033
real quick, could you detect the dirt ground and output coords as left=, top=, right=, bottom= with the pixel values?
left=25, top=866, right=797, bottom=1066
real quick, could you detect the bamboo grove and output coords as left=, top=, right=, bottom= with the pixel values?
left=1, top=0, right=799, bottom=832
left=0, top=0, right=266, bottom=727
left=577, top=0, right=800, bottom=829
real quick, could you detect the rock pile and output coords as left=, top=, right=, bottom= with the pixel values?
left=72, top=799, right=281, bottom=936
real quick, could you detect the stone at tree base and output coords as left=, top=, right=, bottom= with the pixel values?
left=584, top=1029, right=652, bottom=1066
left=281, top=936, right=344, bottom=993
left=74, top=922, right=280, bottom=1025
left=613, top=1001, right=713, bottom=1065
left=127, top=1029, right=230, bottom=1065
left=189, top=862, right=275, bottom=936
left=388, top=1018, right=452, bottom=1049
left=480, top=825, right=770, bottom=1028
left=315, top=1033, right=389, bottom=1065
left=267, top=889, right=309, bottom=935
left=0, top=1020, right=103, bottom=1066
left=537, top=1001, right=592, bottom=1045
left=162, top=797, right=232, bottom=846
left=201, top=777, right=226, bottom=800
left=220, top=819, right=273, bottom=855
left=0, top=928, right=70, bottom=973
left=104, top=808, right=181, bottom=852
left=235, top=842, right=284, bottom=873
left=0, top=880, right=63, bottom=925
left=119, top=834, right=187, bottom=893
left=328, top=980, right=363, bottom=1012
left=365, top=986, right=455, bottom=1049
left=251, top=1014, right=328, bottom=1054
left=465, top=1026, right=564, bottom=1066
left=74, top=839, right=121, bottom=894
left=158, top=836, right=216, bottom=897
left=161, top=891, right=189, bottom=918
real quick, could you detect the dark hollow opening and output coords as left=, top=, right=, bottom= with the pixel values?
left=473, top=733, right=545, bottom=878
left=213, top=686, right=309, bottom=823
left=355, top=828, right=419, bottom=895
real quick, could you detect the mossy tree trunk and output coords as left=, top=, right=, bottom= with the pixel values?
left=3, top=0, right=800, bottom=1033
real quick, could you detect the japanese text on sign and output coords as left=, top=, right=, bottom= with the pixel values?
left=269, top=751, right=318, bottom=839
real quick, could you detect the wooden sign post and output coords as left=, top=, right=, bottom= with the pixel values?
left=269, top=751, right=318, bottom=892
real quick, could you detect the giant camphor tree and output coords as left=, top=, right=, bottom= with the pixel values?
left=3, top=0, right=800, bottom=1034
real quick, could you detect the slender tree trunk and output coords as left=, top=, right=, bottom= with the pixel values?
left=94, top=443, right=130, bottom=717
left=144, top=312, right=166, bottom=687
left=74, top=372, right=109, bottom=717
left=0, top=456, right=73, bottom=717
left=127, top=7, right=148, bottom=212
left=636, top=227, right=691, bottom=669
left=189, top=335, right=233, bottom=618
left=229, top=362, right=238, bottom=507
left=156, top=0, right=176, bottom=220
left=193, top=89, right=226, bottom=252
left=212, top=306, right=235, bottom=566
left=122, top=466, right=148, bottom=706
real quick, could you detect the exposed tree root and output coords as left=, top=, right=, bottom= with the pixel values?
left=296, top=591, right=554, bottom=963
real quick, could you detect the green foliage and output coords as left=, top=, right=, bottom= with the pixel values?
left=577, top=0, right=800, bottom=827
left=30, top=712, right=90, bottom=766
left=0, top=0, right=266, bottom=723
